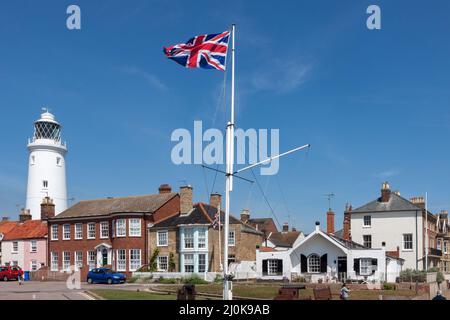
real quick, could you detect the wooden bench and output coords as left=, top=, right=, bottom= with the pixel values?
left=313, top=286, right=332, bottom=300
left=274, top=284, right=310, bottom=300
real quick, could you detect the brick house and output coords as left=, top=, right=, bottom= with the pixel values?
left=148, top=186, right=263, bottom=273
left=46, top=184, right=180, bottom=276
left=437, top=210, right=450, bottom=273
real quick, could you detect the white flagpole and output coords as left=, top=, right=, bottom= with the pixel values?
left=425, top=192, right=428, bottom=271
left=223, top=24, right=235, bottom=301
left=218, top=203, right=222, bottom=271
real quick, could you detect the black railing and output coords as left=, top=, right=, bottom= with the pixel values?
left=428, top=248, right=442, bottom=256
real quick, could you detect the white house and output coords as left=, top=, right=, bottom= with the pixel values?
left=348, top=182, right=438, bottom=271
left=256, top=221, right=404, bottom=283
left=263, top=223, right=305, bottom=251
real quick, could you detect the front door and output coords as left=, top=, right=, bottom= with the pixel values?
left=337, top=256, right=347, bottom=281
left=102, top=249, right=108, bottom=266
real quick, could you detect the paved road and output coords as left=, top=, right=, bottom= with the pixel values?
left=0, top=280, right=150, bottom=300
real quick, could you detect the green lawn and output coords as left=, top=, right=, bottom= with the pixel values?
left=90, top=289, right=176, bottom=300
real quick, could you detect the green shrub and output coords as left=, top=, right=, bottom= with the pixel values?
left=127, top=276, right=138, bottom=283
left=428, top=267, right=445, bottom=284
left=214, top=274, right=223, bottom=283
left=157, top=277, right=178, bottom=284
left=383, top=283, right=395, bottom=290
left=183, top=275, right=208, bottom=285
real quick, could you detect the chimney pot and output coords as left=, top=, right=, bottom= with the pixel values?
left=40, top=197, right=55, bottom=220
left=282, top=222, right=289, bottom=233
left=19, top=209, right=32, bottom=222
left=180, top=185, right=193, bottom=214
left=381, top=181, right=391, bottom=202
left=315, top=221, right=320, bottom=232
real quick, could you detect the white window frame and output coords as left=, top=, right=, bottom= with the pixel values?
left=62, top=251, right=70, bottom=271
left=111, top=220, right=115, bottom=238
left=437, top=239, right=442, bottom=250
left=363, top=215, right=371, bottom=227
left=12, top=241, right=18, bottom=253
left=444, top=241, right=448, bottom=254
left=31, top=260, right=38, bottom=271
left=184, top=228, right=194, bottom=249
left=360, top=258, right=372, bottom=276
left=87, top=223, right=96, bottom=239
left=75, top=223, right=83, bottom=239
left=198, top=228, right=206, bottom=249
left=157, top=230, right=168, bottom=247
left=116, top=249, right=126, bottom=272
left=75, top=251, right=83, bottom=271
left=198, top=253, right=206, bottom=273
left=88, top=251, right=96, bottom=270
left=228, top=230, right=235, bottom=246
left=116, top=219, right=126, bottom=237
left=63, top=224, right=71, bottom=240
left=30, top=240, right=37, bottom=253
left=100, top=221, right=109, bottom=239
left=157, top=256, right=168, bottom=272
left=363, top=235, right=372, bottom=248
left=129, top=219, right=141, bottom=237
left=129, top=249, right=141, bottom=272
left=51, top=252, right=58, bottom=271
left=307, top=254, right=320, bottom=273
left=403, top=233, right=413, bottom=251
left=184, top=253, right=194, bottom=273
left=268, top=259, right=280, bottom=275
left=51, top=224, right=58, bottom=240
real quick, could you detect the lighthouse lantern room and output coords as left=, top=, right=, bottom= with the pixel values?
left=25, top=108, right=68, bottom=220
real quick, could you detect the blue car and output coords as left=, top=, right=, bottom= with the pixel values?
left=87, top=268, right=126, bottom=284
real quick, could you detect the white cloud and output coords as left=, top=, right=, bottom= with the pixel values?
left=121, top=66, right=168, bottom=92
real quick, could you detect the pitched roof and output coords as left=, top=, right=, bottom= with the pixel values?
left=0, top=221, right=18, bottom=235
left=51, top=193, right=178, bottom=220
left=152, top=203, right=263, bottom=235
left=247, top=218, right=278, bottom=233
left=2, top=220, right=47, bottom=240
left=268, top=231, right=301, bottom=248
left=351, top=193, right=422, bottom=213
left=328, top=234, right=367, bottom=249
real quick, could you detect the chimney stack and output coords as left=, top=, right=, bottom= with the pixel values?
left=158, top=184, right=172, bottom=194
left=19, top=209, right=32, bottom=222
left=209, top=193, right=222, bottom=209
left=180, top=185, right=193, bottom=214
left=240, top=209, right=250, bottom=223
left=1, top=216, right=9, bottom=221
left=326, top=209, right=335, bottom=234
left=41, top=197, right=55, bottom=220
left=381, top=181, right=391, bottom=203
left=292, top=227, right=297, bottom=232
left=343, top=219, right=350, bottom=241
left=410, top=196, right=425, bottom=209
left=282, top=222, right=289, bottom=233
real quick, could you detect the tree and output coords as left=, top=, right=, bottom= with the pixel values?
left=169, top=252, right=176, bottom=272
left=149, top=248, right=159, bottom=272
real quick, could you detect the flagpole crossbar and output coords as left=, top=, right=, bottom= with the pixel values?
left=201, top=165, right=254, bottom=183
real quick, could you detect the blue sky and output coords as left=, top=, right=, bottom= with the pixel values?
left=1, top=0, right=450, bottom=233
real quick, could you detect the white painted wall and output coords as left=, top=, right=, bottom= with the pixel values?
left=350, top=210, right=423, bottom=270
left=1, top=240, right=25, bottom=268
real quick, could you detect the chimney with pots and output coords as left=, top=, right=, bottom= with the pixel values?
left=326, top=209, right=335, bottom=234
left=240, top=209, right=250, bottom=223
left=180, top=185, right=193, bottom=214
left=343, top=203, right=352, bottom=241
left=209, top=193, right=222, bottom=209
left=158, top=184, right=172, bottom=194
left=292, top=227, right=297, bottom=232
left=343, top=219, right=350, bottom=241
left=410, top=196, right=425, bottom=209
left=19, top=208, right=32, bottom=222
left=282, top=222, right=289, bottom=233
left=41, top=197, right=56, bottom=220
left=381, top=181, right=391, bottom=202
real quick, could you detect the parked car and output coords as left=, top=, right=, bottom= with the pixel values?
left=0, top=266, right=24, bottom=281
left=87, top=268, right=126, bottom=284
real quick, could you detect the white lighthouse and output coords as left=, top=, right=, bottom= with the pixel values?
left=25, top=108, right=68, bottom=219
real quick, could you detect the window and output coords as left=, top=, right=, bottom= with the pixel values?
left=198, top=254, right=206, bottom=273
left=129, top=219, right=141, bottom=237
left=403, top=233, right=413, bottom=250
left=129, top=249, right=141, bottom=271
left=88, top=251, right=96, bottom=270
left=51, top=225, right=58, bottom=240
left=307, top=254, right=320, bottom=273
left=268, top=259, right=281, bottom=275
left=30, top=155, right=35, bottom=165
left=42, top=180, right=48, bottom=188
left=363, top=215, right=371, bottom=227
left=437, top=239, right=442, bottom=250
left=75, top=251, right=83, bottom=271
left=228, top=230, right=235, bottom=246
left=30, top=240, right=37, bottom=253
left=360, top=258, right=372, bottom=276
left=111, top=220, right=115, bottom=238
left=444, top=241, right=448, bottom=254
left=63, top=224, right=70, bottom=240
left=63, top=252, right=70, bottom=271
left=184, top=254, right=194, bottom=273
left=198, top=229, right=206, bottom=249
left=100, top=221, right=109, bottom=239
left=75, top=223, right=83, bottom=239
left=117, top=249, right=126, bottom=271
left=228, top=254, right=236, bottom=265
left=157, top=256, right=168, bottom=272
left=31, top=260, right=38, bottom=271
left=363, top=235, right=372, bottom=248
left=12, top=242, right=18, bottom=253
left=184, top=228, right=194, bottom=249
left=116, top=219, right=126, bottom=237
left=56, top=157, right=62, bottom=166
left=157, top=231, right=168, bottom=246
left=87, top=223, right=96, bottom=239
left=51, top=252, right=58, bottom=271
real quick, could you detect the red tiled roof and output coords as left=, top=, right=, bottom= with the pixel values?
left=0, top=221, right=18, bottom=234
left=386, top=250, right=400, bottom=258
left=259, top=246, right=276, bottom=252
left=2, top=220, right=47, bottom=240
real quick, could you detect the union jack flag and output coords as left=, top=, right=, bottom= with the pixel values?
left=163, top=30, right=230, bottom=71
left=212, top=207, right=221, bottom=228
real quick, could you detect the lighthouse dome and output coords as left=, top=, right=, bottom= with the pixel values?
left=32, top=108, right=62, bottom=141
